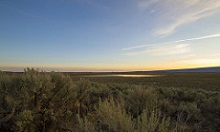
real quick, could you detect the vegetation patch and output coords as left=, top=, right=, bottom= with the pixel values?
left=0, top=69, right=220, bottom=131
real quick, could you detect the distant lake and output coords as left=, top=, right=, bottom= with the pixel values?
left=82, top=74, right=161, bottom=78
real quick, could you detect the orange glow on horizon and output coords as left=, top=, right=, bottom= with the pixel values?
left=1, top=62, right=220, bottom=72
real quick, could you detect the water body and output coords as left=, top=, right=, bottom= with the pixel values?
left=83, top=74, right=161, bottom=78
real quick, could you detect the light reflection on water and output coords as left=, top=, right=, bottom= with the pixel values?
left=83, top=74, right=161, bottom=78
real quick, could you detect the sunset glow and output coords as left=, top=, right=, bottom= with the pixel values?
left=1, top=0, right=220, bottom=71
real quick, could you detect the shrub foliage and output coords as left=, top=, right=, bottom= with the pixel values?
left=0, top=69, right=220, bottom=131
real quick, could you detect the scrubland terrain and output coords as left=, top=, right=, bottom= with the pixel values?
left=1, top=68, right=220, bottom=131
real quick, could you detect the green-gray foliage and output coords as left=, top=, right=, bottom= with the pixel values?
left=1, top=69, right=219, bottom=131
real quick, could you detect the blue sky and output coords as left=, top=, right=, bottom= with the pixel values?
left=1, top=0, right=220, bottom=71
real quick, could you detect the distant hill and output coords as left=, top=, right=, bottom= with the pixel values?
left=153, top=66, right=220, bottom=73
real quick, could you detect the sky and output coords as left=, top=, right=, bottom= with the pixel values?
left=1, top=0, right=220, bottom=71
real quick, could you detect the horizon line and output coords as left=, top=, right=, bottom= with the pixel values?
left=1, top=65, right=220, bottom=73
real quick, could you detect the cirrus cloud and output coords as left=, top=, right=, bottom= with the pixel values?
left=138, top=0, right=220, bottom=36
left=125, top=43, right=192, bottom=56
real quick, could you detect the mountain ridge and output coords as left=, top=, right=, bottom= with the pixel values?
left=152, top=66, right=220, bottom=73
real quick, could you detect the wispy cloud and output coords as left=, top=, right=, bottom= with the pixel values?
left=149, top=44, right=191, bottom=56
left=123, top=33, right=220, bottom=51
left=137, top=0, right=220, bottom=36
left=126, top=43, right=191, bottom=56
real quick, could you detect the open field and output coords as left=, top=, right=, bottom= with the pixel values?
left=68, top=72, right=220, bottom=91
